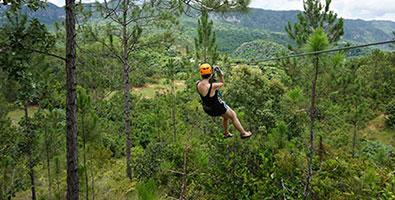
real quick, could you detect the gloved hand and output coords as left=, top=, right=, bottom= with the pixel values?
left=213, top=65, right=224, bottom=76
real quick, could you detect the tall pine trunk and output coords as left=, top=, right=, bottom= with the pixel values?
left=2, top=162, right=7, bottom=198
left=90, top=158, right=95, bottom=200
left=46, top=141, right=52, bottom=197
left=65, top=0, right=79, bottom=198
left=172, top=83, right=177, bottom=142
left=304, top=56, right=319, bottom=200
left=352, top=122, right=357, bottom=158
left=54, top=156, right=61, bottom=197
left=24, top=102, right=36, bottom=200
left=122, top=0, right=132, bottom=180
left=82, top=115, right=89, bottom=200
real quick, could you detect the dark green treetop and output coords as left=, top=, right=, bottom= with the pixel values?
left=194, top=10, right=219, bottom=64
left=285, top=0, right=344, bottom=50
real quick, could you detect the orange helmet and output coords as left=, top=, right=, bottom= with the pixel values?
left=200, top=63, right=213, bottom=75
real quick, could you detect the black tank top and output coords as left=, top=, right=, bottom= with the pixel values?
left=196, top=81, right=224, bottom=109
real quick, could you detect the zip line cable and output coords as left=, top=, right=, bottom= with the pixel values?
left=228, top=39, right=395, bottom=65
left=154, top=39, right=395, bottom=73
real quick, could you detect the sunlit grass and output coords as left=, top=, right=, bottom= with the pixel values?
left=105, top=78, right=186, bottom=100
left=8, top=106, right=39, bottom=126
left=361, top=114, right=394, bottom=146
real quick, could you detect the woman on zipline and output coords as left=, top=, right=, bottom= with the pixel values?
left=196, top=63, right=252, bottom=139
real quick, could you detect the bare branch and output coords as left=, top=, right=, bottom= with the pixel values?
left=290, top=150, right=309, bottom=160
left=24, top=47, right=66, bottom=61
left=165, top=169, right=184, bottom=175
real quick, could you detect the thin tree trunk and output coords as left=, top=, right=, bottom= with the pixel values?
left=179, top=106, right=198, bottom=200
left=82, top=115, right=89, bottom=200
left=2, top=159, right=8, bottom=198
left=179, top=127, right=189, bottom=200
left=46, top=142, right=52, bottom=197
left=172, top=85, right=177, bottom=142
left=318, top=135, right=323, bottom=163
left=55, top=157, right=60, bottom=197
left=232, top=140, right=236, bottom=200
left=122, top=0, right=132, bottom=180
left=352, top=123, right=357, bottom=158
left=303, top=56, right=319, bottom=200
left=24, top=103, right=36, bottom=200
left=89, top=159, right=95, bottom=200
left=9, top=167, right=16, bottom=200
left=66, top=0, right=79, bottom=198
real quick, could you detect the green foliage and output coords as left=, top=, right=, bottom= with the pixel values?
left=384, top=100, right=395, bottom=129
left=0, top=95, right=25, bottom=199
left=262, top=66, right=292, bottom=85
left=136, top=179, right=156, bottom=200
left=2, top=0, right=395, bottom=199
left=226, top=65, right=286, bottom=133
left=285, top=0, right=343, bottom=50
left=356, top=50, right=395, bottom=109
left=233, top=39, right=290, bottom=60
left=267, top=121, right=290, bottom=150
left=305, top=27, right=330, bottom=53
left=0, top=0, right=46, bottom=12
left=0, top=11, right=54, bottom=106
left=361, top=139, right=395, bottom=168
left=194, top=10, right=219, bottom=64
left=131, top=143, right=165, bottom=181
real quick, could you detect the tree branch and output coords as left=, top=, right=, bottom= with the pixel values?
left=24, top=47, right=66, bottom=61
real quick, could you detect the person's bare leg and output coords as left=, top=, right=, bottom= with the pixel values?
left=222, top=108, right=251, bottom=137
left=222, top=116, right=233, bottom=137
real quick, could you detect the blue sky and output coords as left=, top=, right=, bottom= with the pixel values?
left=47, top=0, right=395, bottom=22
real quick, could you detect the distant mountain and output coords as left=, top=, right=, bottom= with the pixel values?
left=178, top=17, right=294, bottom=54
left=0, top=2, right=65, bottom=25
left=211, top=9, right=395, bottom=45
left=233, top=39, right=290, bottom=60
left=1, top=2, right=393, bottom=54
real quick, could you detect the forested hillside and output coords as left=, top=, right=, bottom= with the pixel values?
left=211, top=9, right=395, bottom=45
left=233, top=40, right=290, bottom=60
left=1, top=2, right=394, bottom=52
left=1, top=0, right=394, bottom=200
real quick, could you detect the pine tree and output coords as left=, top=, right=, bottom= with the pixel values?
left=77, top=87, right=99, bottom=200
left=65, top=0, right=79, bottom=198
left=303, top=27, right=330, bottom=200
left=285, top=0, right=344, bottom=50
left=194, top=10, right=219, bottom=64
left=94, top=0, right=182, bottom=180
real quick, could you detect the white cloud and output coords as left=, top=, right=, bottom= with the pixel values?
left=47, top=0, right=64, bottom=7
left=47, top=0, right=99, bottom=7
left=249, top=0, right=302, bottom=11
left=249, top=0, right=395, bottom=22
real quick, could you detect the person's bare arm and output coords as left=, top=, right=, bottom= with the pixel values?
left=212, top=66, right=224, bottom=90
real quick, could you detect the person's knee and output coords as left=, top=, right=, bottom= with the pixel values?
left=230, top=109, right=236, bottom=118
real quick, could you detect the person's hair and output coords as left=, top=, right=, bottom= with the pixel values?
left=201, top=74, right=211, bottom=79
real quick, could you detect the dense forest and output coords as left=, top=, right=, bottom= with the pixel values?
left=0, top=0, right=394, bottom=200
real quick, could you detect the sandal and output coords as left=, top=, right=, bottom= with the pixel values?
left=240, top=131, right=252, bottom=139
left=224, top=133, right=234, bottom=139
